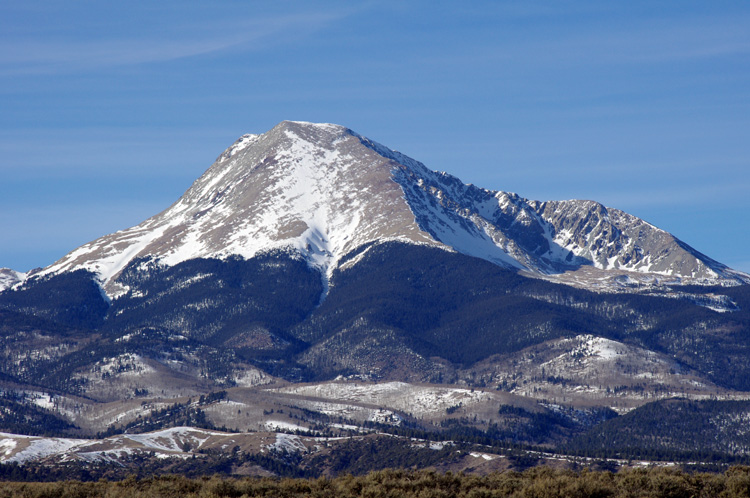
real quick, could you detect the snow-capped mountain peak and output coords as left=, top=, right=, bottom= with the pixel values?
left=36, top=122, right=444, bottom=297
left=29, top=121, right=750, bottom=298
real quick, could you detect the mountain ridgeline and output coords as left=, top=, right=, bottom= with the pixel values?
left=1, top=121, right=749, bottom=467
left=14, top=120, right=750, bottom=296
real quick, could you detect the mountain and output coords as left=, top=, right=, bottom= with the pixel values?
left=0, top=269, right=24, bottom=292
left=26, top=120, right=749, bottom=299
left=1, top=121, right=750, bottom=471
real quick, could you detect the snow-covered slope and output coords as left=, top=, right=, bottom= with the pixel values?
left=0, top=427, right=304, bottom=464
left=31, top=121, right=749, bottom=297
left=0, top=269, right=24, bottom=292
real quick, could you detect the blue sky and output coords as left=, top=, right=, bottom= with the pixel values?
left=2, top=1, right=749, bottom=273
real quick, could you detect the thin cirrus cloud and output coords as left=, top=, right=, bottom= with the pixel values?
left=446, top=14, right=750, bottom=68
left=578, top=22, right=750, bottom=63
left=0, top=11, right=349, bottom=76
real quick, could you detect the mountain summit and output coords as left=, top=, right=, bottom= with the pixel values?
left=34, top=120, right=749, bottom=297
left=3, top=122, right=750, bottom=457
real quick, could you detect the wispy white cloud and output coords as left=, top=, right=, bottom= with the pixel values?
left=0, top=11, right=350, bottom=75
left=410, top=11, right=750, bottom=69
left=566, top=19, right=750, bottom=63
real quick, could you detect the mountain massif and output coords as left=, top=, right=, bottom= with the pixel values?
left=15, top=121, right=749, bottom=297
left=1, top=121, right=749, bottom=474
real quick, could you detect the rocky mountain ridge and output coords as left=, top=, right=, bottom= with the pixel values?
left=8, top=120, right=747, bottom=298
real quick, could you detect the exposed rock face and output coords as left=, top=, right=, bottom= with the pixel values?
left=30, top=121, right=748, bottom=297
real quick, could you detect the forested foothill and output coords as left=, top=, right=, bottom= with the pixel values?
left=2, top=244, right=750, bottom=473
